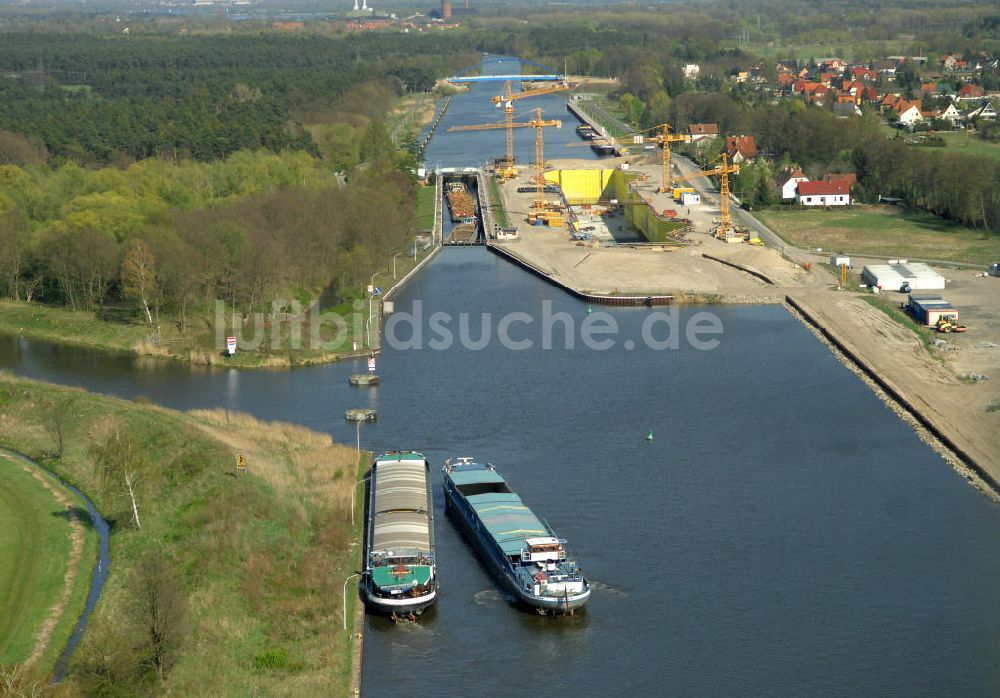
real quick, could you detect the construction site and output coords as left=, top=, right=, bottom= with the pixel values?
left=446, top=91, right=805, bottom=300
left=434, top=63, right=1000, bottom=491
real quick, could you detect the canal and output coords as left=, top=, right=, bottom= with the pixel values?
left=1, top=57, right=999, bottom=695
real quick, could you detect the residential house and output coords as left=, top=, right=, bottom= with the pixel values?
left=897, top=102, right=923, bottom=127
left=849, top=66, right=877, bottom=82
left=918, top=82, right=937, bottom=97
left=966, top=99, right=998, bottom=121
left=725, top=135, right=757, bottom=163
left=796, top=180, right=851, bottom=206
left=687, top=123, right=719, bottom=143
left=777, top=73, right=797, bottom=89
left=874, top=59, right=899, bottom=80
left=938, top=102, right=962, bottom=123
left=777, top=167, right=808, bottom=200
left=683, top=64, right=700, bottom=79
left=957, top=84, right=985, bottom=100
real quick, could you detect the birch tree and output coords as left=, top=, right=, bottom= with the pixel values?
left=90, top=425, right=145, bottom=530
left=121, top=239, right=159, bottom=326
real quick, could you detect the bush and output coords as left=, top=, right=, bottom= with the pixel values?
left=253, top=649, right=288, bottom=670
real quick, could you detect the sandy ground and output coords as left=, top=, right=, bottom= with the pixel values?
left=497, top=156, right=813, bottom=300
left=491, top=152, right=1000, bottom=492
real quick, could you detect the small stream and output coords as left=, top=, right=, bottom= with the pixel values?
left=2, top=449, right=111, bottom=682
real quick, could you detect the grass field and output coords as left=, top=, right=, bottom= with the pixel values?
left=0, top=374, right=365, bottom=694
left=487, top=175, right=510, bottom=228
left=756, top=205, right=1000, bottom=266
left=0, top=453, right=96, bottom=672
left=413, top=182, right=436, bottom=230
left=910, top=130, right=1000, bottom=162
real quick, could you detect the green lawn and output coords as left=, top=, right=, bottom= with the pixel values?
left=910, top=130, right=1000, bottom=162
left=0, top=374, right=364, bottom=693
left=756, top=205, right=1000, bottom=266
left=0, top=301, right=150, bottom=352
left=488, top=175, right=510, bottom=228
left=413, top=182, right=436, bottom=230
left=0, top=452, right=95, bottom=672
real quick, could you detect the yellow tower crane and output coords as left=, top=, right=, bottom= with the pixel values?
left=671, top=152, right=741, bottom=241
left=628, top=123, right=690, bottom=193
left=448, top=107, right=562, bottom=213
left=488, top=81, right=571, bottom=179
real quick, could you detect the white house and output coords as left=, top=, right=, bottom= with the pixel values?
left=778, top=167, right=809, bottom=200
left=687, top=123, right=718, bottom=143
left=967, top=100, right=997, bottom=121
left=939, top=102, right=961, bottom=123
left=683, top=64, right=700, bottom=80
left=897, top=103, right=923, bottom=127
left=796, top=180, right=850, bottom=206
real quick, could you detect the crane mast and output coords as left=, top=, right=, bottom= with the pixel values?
left=672, top=152, right=741, bottom=240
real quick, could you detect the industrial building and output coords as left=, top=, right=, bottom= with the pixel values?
left=905, top=295, right=959, bottom=327
left=861, top=261, right=945, bottom=291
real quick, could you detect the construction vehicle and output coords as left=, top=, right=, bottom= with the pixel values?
left=486, top=80, right=570, bottom=179
left=671, top=152, right=742, bottom=241
left=988, top=262, right=1000, bottom=277
left=449, top=107, right=562, bottom=216
left=626, top=123, right=690, bottom=193
left=935, top=314, right=968, bottom=333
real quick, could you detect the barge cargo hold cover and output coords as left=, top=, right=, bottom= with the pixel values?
left=442, top=457, right=590, bottom=615
left=362, top=451, right=438, bottom=619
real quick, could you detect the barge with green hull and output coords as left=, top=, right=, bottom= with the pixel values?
left=442, top=457, right=590, bottom=615
left=362, top=451, right=438, bottom=619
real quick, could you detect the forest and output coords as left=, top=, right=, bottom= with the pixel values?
left=0, top=33, right=473, bottom=163
left=0, top=24, right=486, bottom=345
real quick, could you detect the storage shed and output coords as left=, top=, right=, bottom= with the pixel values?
left=861, top=262, right=945, bottom=291
left=906, top=294, right=959, bottom=327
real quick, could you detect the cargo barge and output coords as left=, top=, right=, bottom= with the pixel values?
left=442, top=457, right=590, bottom=615
left=446, top=182, right=477, bottom=224
left=362, top=451, right=438, bottom=619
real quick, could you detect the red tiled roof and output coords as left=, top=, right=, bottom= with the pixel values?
left=688, top=123, right=719, bottom=135
left=725, top=135, right=757, bottom=159
left=798, top=181, right=849, bottom=196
